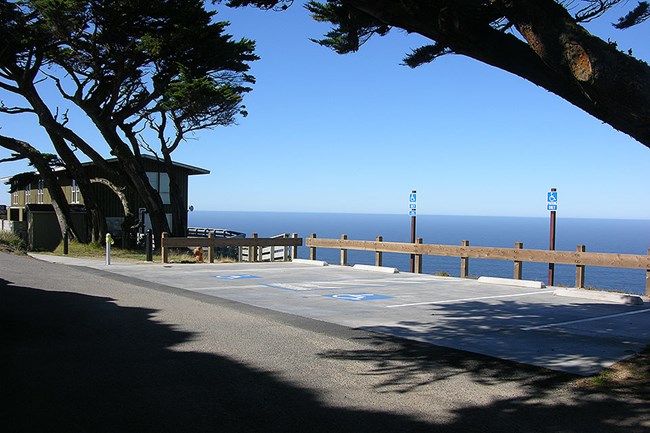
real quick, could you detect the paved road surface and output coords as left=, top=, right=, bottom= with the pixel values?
left=1, top=252, right=648, bottom=432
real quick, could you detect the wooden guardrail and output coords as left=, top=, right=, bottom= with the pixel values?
left=160, top=232, right=302, bottom=263
left=304, top=234, right=650, bottom=295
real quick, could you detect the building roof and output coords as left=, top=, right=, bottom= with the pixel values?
left=87, top=154, right=210, bottom=176
left=1, top=154, right=210, bottom=183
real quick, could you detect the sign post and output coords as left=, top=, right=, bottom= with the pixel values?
left=547, top=188, right=557, bottom=286
left=409, top=190, right=417, bottom=273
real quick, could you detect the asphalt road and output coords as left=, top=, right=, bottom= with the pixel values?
left=1, top=252, right=648, bottom=433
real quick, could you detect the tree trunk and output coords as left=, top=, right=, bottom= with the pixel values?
left=161, top=149, right=187, bottom=237
left=341, top=0, right=650, bottom=148
left=89, top=119, right=170, bottom=246
left=19, top=78, right=108, bottom=243
left=90, top=177, right=135, bottom=243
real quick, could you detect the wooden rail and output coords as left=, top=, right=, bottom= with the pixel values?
left=305, top=234, right=650, bottom=295
left=161, top=232, right=302, bottom=263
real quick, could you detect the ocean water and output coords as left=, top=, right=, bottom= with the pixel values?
left=188, top=211, right=650, bottom=295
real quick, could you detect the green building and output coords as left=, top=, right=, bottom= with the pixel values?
left=1, top=155, right=209, bottom=250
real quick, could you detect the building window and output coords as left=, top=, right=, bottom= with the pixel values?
left=37, top=179, right=44, bottom=204
left=146, top=172, right=170, bottom=205
left=71, top=179, right=80, bottom=204
left=12, top=181, right=18, bottom=205
left=25, top=184, right=31, bottom=204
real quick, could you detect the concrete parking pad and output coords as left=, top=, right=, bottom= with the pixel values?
left=31, top=255, right=650, bottom=375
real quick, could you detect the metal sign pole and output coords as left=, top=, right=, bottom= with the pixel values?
left=409, top=190, right=417, bottom=273
left=547, top=188, right=557, bottom=286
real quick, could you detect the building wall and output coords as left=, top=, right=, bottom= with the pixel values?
left=26, top=207, right=87, bottom=251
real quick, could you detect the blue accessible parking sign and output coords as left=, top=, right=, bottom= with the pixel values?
left=547, top=190, right=558, bottom=211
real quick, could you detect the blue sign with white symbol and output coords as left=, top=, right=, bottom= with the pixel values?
left=212, top=275, right=261, bottom=280
left=547, top=190, right=558, bottom=211
left=408, top=192, right=417, bottom=215
left=324, top=293, right=394, bottom=302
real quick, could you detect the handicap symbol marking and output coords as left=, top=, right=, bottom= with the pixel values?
left=547, top=191, right=558, bottom=202
left=409, top=193, right=417, bottom=203
left=211, top=275, right=261, bottom=280
left=324, top=293, right=394, bottom=302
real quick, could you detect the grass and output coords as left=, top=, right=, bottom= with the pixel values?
left=46, top=240, right=196, bottom=263
left=0, top=231, right=26, bottom=254
left=575, top=345, right=650, bottom=399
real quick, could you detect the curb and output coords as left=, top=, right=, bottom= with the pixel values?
left=291, top=258, right=329, bottom=266
left=554, top=287, right=644, bottom=305
left=352, top=264, right=399, bottom=274
left=477, top=276, right=546, bottom=289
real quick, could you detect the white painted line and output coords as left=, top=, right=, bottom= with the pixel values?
left=386, top=290, right=555, bottom=308
left=522, top=308, right=650, bottom=331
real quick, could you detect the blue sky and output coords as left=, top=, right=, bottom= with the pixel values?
left=1, top=2, right=650, bottom=219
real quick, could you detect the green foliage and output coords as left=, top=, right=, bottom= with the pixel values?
left=6, top=172, right=37, bottom=191
left=403, top=44, right=452, bottom=69
left=0, top=231, right=26, bottom=253
left=225, top=0, right=648, bottom=67
left=614, top=1, right=650, bottom=28
left=3, top=0, right=258, bottom=138
left=305, top=1, right=389, bottom=53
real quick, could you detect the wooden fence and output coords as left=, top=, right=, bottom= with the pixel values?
left=304, top=234, right=650, bottom=296
left=160, top=232, right=302, bottom=263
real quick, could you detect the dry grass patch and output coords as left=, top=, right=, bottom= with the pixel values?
left=575, top=345, right=650, bottom=399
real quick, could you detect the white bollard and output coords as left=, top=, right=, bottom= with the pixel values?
left=105, top=233, right=114, bottom=265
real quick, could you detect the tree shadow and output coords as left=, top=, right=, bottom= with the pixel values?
left=359, top=299, right=650, bottom=375
left=0, top=277, right=436, bottom=433
left=3, top=273, right=648, bottom=433
left=318, top=300, right=650, bottom=432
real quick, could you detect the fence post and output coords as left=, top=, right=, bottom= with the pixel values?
left=251, top=233, right=258, bottom=262
left=291, top=233, right=299, bottom=261
left=415, top=238, right=423, bottom=274
left=283, top=234, right=289, bottom=261
left=575, top=244, right=586, bottom=288
left=309, top=233, right=317, bottom=261
left=460, top=240, right=469, bottom=278
left=208, top=232, right=214, bottom=263
left=645, top=248, right=650, bottom=296
left=161, top=232, right=168, bottom=264
left=375, top=236, right=383, bottom=267
left=340, top=234, right=348, bottom=266
left=514, top=242, right=523, bottom=280
left=145, top=229, right=153, bottom=262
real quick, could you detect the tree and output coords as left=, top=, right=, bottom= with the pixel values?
left=226, top=0, right=650, bottom=149
left=0, top=135, right=81, bottom=241
left=0, top=0, right=257, bottom=244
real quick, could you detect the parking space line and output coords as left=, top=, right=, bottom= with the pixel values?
left=522, top=308, right=650, bottom=331
left=386, top=290, right=555, bottom=308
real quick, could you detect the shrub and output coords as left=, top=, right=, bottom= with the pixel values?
left=0, top=231, right=26, bottom=253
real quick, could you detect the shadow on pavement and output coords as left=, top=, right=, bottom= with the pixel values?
left=320, top=303, right=650, bottom=432
left=2, top=274, right=648, bottom=433
left=1, top=277, right=440, bottom=433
